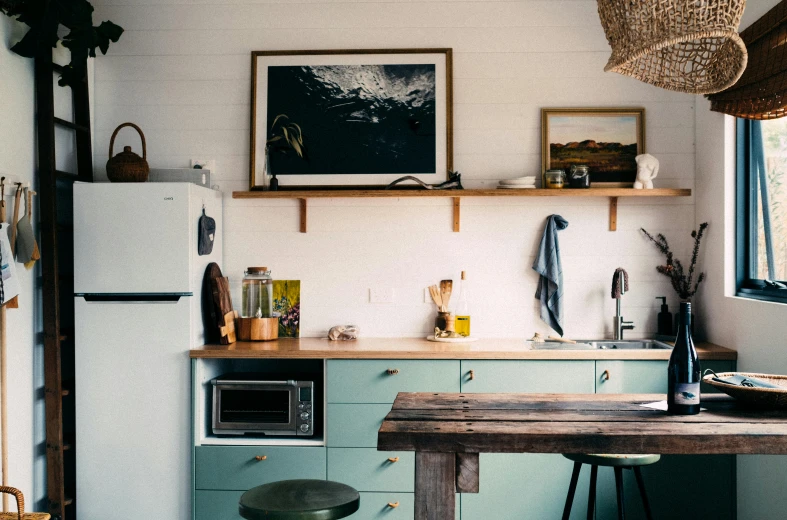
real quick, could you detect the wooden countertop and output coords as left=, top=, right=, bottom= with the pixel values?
left=190, top=337, right=737, bottom=360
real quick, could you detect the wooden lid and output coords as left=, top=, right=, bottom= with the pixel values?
left=247, top=267, right=269, bottom=272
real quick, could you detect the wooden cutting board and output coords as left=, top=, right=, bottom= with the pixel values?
left=202, top=263, right=236, bottom=344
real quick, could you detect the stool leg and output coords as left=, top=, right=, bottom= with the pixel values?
left=586, top=465, right=597, bottom=520
left=614, top=467, right=626, bottom=520
left=562, top=461, right=582, bottom=520
left=633, top=467, right=654, bottom=520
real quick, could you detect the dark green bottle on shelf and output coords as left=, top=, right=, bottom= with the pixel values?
left=667, top=301, right=701, bottom=415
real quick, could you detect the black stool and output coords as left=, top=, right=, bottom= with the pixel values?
left=239, top=479, right=360, bottom=520
left=561, top=454, right=660, bottom=520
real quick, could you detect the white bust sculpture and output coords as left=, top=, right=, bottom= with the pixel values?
left=634, top=154, right=659, bottom=189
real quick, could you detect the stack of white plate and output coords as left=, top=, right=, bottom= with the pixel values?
left=497, top=176, right=536, bottom=189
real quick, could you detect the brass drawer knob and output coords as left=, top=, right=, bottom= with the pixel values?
left=254, top=455, right=267, bottom=461
left=387, top=501, right=400, bottom=508
left=469, top=370, right=475, bottom=380
left=386, top=368, right=400, bottom=375
left=601, top=370, right=610, bottom=381
left=387, top=457, right=400, bottom=463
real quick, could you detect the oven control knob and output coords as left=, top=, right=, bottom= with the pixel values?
left=300, top=412, right=310, bottom=420
left=298, top=404, right=305, bottom=410
left=300, top=424, right=310, bottom=433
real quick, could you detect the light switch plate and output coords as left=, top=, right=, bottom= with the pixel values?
left=369, top=287, right=395, bottom=304
left=424, top=288, right=432, bottom=304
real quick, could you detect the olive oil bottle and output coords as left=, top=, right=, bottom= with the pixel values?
left=454, top=271, right=471, bottom=337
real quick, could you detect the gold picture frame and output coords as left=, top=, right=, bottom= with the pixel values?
left=250, top=48, right=453, bottom=190
left=541, top=107, right=645, bottom=187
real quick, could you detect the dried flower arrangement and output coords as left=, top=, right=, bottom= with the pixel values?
left=641, top=222, right=709, bottom=301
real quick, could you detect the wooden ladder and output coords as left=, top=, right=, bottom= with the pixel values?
left=35, top=51, right=93, bottom=520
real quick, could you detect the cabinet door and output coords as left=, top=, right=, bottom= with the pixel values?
left=459, top=360, right=595, bottom=519
left=328, top=448, right=414, bottom=492
left=594, top=360, right=736, bottom=520
left=327, top=404, right=392, bottom=447
left=195, top=490, right=243, bottom=520
left=460, top=360, right=595, bottom=393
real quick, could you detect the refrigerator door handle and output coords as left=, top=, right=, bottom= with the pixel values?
left=78, top=294, right=190, bottom=303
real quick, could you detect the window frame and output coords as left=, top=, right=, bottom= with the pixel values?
left=736, top=118, right=787, bottom=304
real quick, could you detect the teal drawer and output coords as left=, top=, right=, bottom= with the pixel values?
left=195, top=446, right=326, bottom=491
left=596, top=360, right=736, bottom=394
left=195, top=490, right=243, bottom=520
left=327, top=360, right=459, bottom=403
left=328, top=404, right=391, bottom=447
left=348, top=492, right=414, bottom=519
left=328, top=448, right=414, bottom=492
left=460, top=360, right=595, bottom=393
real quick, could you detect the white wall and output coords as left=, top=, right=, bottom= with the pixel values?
left=91, top=0, right=699, bottom=341
left=0, top=15, right=46, bottom=510
left=694, top=1, right=787, bottom=518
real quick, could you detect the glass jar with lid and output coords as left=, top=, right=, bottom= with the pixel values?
left=241, top=267, right=274, bottom=318
left=544, top=169, right=566, bottom=189
left=569, top=164, right=591, bottom=188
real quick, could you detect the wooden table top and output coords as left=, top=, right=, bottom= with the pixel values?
left=377, top=393, right=787, bottom=455
left=191, top=338, right=737, bottom=360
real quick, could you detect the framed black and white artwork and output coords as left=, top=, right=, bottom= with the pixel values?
left=250, top=49, right=453, bottom=189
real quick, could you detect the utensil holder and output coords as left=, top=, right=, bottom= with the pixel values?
left=237, top=317, right=279, bottom=341
left=435, top=311, right=455, bottom=332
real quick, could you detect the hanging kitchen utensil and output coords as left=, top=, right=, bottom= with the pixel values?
left=15, top=188, right=35, bottom=265
left=106, top=122, right=150, bottom=182
left=198, top=206, right=216, bottom=256
left=8, top=184, right=21, bottom=257
left=23, top=190, right=39, bottom=270
left=1, top=182, right=19, bottom=309
left=596, top=0, right=747, bottom=95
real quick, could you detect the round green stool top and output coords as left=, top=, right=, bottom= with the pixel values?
left=563, top=453, right=661, bottom=467
left=239, top=480, right=360, bottom=520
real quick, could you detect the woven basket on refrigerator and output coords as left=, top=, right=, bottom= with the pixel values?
left=0, top=487, right=50, bottom=520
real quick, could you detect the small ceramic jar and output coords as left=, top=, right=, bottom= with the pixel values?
left=569, top=165, right=591, bottom=188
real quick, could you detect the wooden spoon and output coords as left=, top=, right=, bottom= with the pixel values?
left=428, top=285, right=442, bottom=310
left=440, top=280, right=452, bottom=312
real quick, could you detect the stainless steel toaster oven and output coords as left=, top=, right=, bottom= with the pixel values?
left=211, top=374, right=314, bottom=436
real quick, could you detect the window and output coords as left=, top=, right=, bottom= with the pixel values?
left=737, top=118, right=787, bottom=303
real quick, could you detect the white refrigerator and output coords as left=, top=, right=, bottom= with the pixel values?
left=73, top=183, right=222, bottom=520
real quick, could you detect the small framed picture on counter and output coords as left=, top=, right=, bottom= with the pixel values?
left=541, top=107, right=645, bottom=187
left=249, top=48, right=453, bottom=190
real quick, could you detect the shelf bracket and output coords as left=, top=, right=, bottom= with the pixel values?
left=609, top=197, right=618, bottom=231
left=299, top=198, right=307, bottom=233
left=453, top=197, right=461, bottom=232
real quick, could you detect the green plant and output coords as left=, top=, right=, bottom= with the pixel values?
left=267, top=114, right=304, bottom=158
left=1, top=0, right=123, bottom=86
left=641, top=223, right=709, bottom=300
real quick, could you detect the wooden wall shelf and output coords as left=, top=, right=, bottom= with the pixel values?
left=232, top=188, right=692, bottom=233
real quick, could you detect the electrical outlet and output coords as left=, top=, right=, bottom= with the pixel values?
left=369, top=287, right=395, bottom=304
left=191, top=159, right=216, bottom=173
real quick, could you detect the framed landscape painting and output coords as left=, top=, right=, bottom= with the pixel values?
left=250, top=49, right=453, bottom=189
left=541, top=108, right=645, bottom=186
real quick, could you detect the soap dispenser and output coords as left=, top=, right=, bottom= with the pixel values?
left=656, top=297, right=673, bottom=336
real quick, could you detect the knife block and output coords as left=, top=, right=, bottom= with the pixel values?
left=237, top=317, right=279, bottom=341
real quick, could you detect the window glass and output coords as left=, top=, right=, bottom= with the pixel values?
left=754, top=119, right=787, bottom=282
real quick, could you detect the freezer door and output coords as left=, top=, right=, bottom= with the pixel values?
left=74, top=183, right=193, bottom=294
left=75, top=295, right=192, bottom=520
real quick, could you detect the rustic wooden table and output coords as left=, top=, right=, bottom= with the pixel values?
left=377, top=392, right=787, bottom=520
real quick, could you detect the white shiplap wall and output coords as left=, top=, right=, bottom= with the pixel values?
left=91, top=0, right=697, bottom=339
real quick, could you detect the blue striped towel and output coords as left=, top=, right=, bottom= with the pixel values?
left=533, top=215, right=569, bottom=336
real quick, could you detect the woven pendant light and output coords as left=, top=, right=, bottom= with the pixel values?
left=597, top=0, right=748, bottom=95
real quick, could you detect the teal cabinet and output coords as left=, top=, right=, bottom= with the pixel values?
left=195, top=490, right=243, bottom=520
left=460, top=360, right=595, bottom=393
left=195, top=446, right=326, bottom=491
left=328, top=448, right=414, bottom=492
left=348, top=493, right=414, bottom=519
left=593, top=360, right=736, bottom=520
left=327, top=360, right=459, bottom=404
left=328, top=404, right=392, bottom=447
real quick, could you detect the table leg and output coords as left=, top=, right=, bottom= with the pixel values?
left=415, top=451, right=456, bottom=520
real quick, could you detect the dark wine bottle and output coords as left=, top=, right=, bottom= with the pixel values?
left=667, top=301, right=701, bottom=414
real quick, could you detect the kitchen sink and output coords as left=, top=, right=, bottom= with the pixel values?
left=532, top=339, right=672, bottom=350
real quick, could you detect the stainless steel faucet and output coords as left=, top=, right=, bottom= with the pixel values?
left=613, top=269, right=634, bottom=340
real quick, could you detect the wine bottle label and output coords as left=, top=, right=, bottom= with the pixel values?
left=673, top=383, right=700, bottom=405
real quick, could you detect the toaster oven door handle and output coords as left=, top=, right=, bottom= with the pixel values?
left=214, top=380, right=297, bottom=386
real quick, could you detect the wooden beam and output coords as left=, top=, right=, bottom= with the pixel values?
left=609, top=197, right=618, bottom=231
left=299, top=198, right=307, bottom=233
left=455, top=453, right=479, bottom=493
left=452, top=197, right=460, bottom=232
left=415, top=452, right=456, bottom=520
